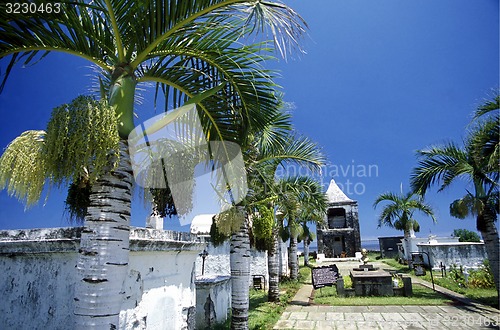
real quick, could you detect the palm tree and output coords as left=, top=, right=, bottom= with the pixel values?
left=0, top=1, right=306, bottom=328
left=298, top=220, right=317, bottom=267
left=411, top=99, right=499, bottom=296
left=234, top=118, right=324, bottom=324
left=373, top=191, right=436, bottom=261
left=471, top=94, right=499, bottom=168
left=211, top=106, right=324, bottom=313
left=251, top=143, right=324, bottom=301
left=277, top=176, right=327, bottom=280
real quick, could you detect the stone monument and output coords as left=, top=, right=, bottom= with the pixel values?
left=317, top=179, right=362, bottom=257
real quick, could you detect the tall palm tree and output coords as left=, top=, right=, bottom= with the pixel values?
left=277, top=176, right=327, bottom=280
left=411, top=101, right=499, bottom=296
left=232, top=112, right=324, bottom=324
left=0, top=1, right=306, bottom=328
left=373, top=191, right=436, bottom=261
left=249, top=125, right=325, bottom=301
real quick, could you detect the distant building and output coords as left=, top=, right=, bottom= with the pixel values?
left=317, top=179, right=362, bottom=257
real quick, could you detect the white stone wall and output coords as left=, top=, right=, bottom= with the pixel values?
left=417, top=242, right=487, bottom=270
left=0, top=251, right=78, bottom=330
left=195, top=240, right=269, bottom=289
left=278, top=240, right=289, bottom=277
left=196, top=241, right=230, bottom=277
left=195, top=275, right=231, bottom=328
left=250, top=248, right=268, bottom=289
left=120, top=250, right=199, bottom=330
left=0, top=227, right=205, bottom=330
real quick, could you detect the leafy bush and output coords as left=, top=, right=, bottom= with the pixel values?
left=449, top=264, right=467, bottom=287
left=468, top=260, right=495, bottom=288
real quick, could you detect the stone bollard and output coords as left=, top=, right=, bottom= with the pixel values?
left=336, top=277, right=345, bottom=297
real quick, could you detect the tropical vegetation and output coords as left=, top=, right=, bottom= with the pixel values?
left=0, top=1, right=308, bottom=328
left=211, top=104, right=325, bottom=320
left=277, top=176, right=326, bottom=279
left=373, top=191, right=436, bottom=261
left=411, top=94, right=499, bottom=297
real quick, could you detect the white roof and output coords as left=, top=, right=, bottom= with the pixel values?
left=190, top=214, right=215, bottom=235
left=325, top=179, right=354, bottom=204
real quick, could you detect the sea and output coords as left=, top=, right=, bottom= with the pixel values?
left=297, top=239, right=380, bottom=253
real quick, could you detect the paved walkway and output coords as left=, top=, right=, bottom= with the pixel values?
left=273, top=261, right=499, bottom=330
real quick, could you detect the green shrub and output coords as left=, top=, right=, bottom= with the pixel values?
left=468, top=260, right=495, bottom=289
left=449, top=264, right=467, bottom=288
left=344, top=275, right=353, bottom=288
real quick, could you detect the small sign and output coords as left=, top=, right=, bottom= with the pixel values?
left=311, top=264, right=339, bottom=289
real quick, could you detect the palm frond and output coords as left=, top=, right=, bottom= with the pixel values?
left=473, top=93, right=499, bottom=120
left=411, top=143, right=468, bottom=195
left=0, top=0, right=115, bottom=90
left=373, top=191, right=435, bottom=231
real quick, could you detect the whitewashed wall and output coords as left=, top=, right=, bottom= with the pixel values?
left=417, top=242, right=487, bottom=270
left=195, top=275, right=231, bottom=328
left=0, top=227, right=205, bottom=330
left=194, top=239, right=269, bottom=289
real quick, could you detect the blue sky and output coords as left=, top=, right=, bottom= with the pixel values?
left=0, top=0, right=498, bottom=241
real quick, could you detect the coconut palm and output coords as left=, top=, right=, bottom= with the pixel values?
left=0, top=1, right=306, bottom=328
left=373, top=191, right=436, bottom=261
left=411, top=106, right=499, bottom=296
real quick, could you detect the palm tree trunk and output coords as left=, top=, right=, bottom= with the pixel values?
left=479, top=209, right=500, bottom=297
left=403, top=229, right=412, bottom=264
left=303, top=239, right=310, bottom=267
left=230, top=210, right=250, bottom=330
left=267, top=226, right=280, bottom=303
left=289, top=236, right=299, bottom=280
left=74, top=140, right=133, bottom=329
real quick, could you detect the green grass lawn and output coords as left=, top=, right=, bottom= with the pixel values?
left=214, top=262, right=311, bottom=330
left=313, top=282, right=453, bottom=306
left=381, top=258, right=499, bottom=309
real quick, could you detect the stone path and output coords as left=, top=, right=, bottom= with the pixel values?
left=273, top=261, right=499, bottom=330
left=273, top=303, right=499, bottom=329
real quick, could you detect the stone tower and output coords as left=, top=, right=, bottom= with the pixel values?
left=317, top=179, right=362, bottom=257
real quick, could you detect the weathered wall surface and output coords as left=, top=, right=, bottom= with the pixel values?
left=0, top=227, right=205, bottom=330
left=194, top=240, right=268, bottom=288
left=120, top=250, right=200, bottom=330
left=418, top=242, right=487, bottom=269
left=195, top=275, right=231, bottom=328
left=0, top=251, right=78, bottom=329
